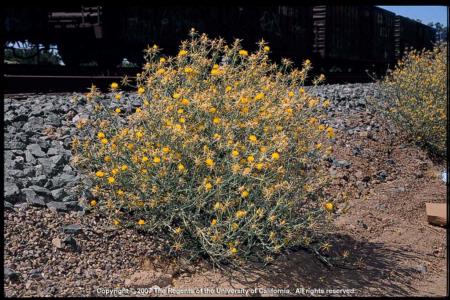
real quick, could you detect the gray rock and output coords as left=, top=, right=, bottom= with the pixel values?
left=29, top=185, right=53, bottom=198
left=26, top=144, right=46, bottom=158
left=31, top=175, right=47, bottom=186
left=332, top=159, right=352, bottom=169
left=29, top=269, right=42, bottom=279
left=47, top=201, right=68, bottom=213
left=22, top=189, right=47, bottom=207
left=46, top=112, right=62, bottom=127
left=62, top=224, right=83, bottom=234
left=51, top=188, right=67, bottom=201
left=47, top=148, right=59, bottom=156
left=50, top=154, right=67, bottom=167
left=65, top=201, right=83, bottom=211
left=377, top=170, right=388, bottom=182
left=63, top=236, right=80, bottom=252
left=37, top=158, right=57, bottom=176
left=4, top=201, right=16, bottom=211
left=51, top=173, right=78, bottom=189
left=5, top=267, right=20, bottom=282
left=4, top=183, right=21, bottom=203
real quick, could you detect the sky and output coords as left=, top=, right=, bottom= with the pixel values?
left=378, top=6, right=448, bottom=25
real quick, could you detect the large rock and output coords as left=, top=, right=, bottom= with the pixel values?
left=26, top=144, right=46, bottom=158
left=4, top=183, right=21, bottom=203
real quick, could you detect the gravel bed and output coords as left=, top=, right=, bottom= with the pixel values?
left=4, top=82, right=393, bottom=296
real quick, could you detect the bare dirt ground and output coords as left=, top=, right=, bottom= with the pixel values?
left=4, top=110, right=447, bottom=297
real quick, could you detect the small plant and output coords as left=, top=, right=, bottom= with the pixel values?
left=378, top=43, right=447, bottom=159
left=72, top=30, right=335, bottom=265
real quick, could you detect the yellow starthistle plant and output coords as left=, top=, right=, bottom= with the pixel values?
left=72, top=30, right=333, bottom=265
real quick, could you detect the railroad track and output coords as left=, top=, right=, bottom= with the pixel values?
left=4, top=64, right=139, bottom=93
left=4, top=64, right=373, bottom=93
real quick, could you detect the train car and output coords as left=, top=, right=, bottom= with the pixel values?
left=394, top=15, right=436, bottom=60
left=4, top=5, right=436, bottom=77
left=312, top=5, right=396, bottom=74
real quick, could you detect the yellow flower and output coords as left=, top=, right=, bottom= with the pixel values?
left=127, top=143, right=134, bottom=150
left=160, top=57, right=166, bottom=63
left=174, top=227, right=183, bottom=234
left=288, top=91, right=294, bottom=97
left=205, top=182, right=212, bottom=190
left=111, top=168, right=119, bottom=175
left=211, top=68, right=221, bottom=75
left=316, top=143, right=322, bottom=150
left=254, top=93, right=264, bottom=100
left=178, top=49, right=188, bottom=56
left=90, top=199, right=97, bottom=206
left=184, top=66, right=193, bottom=73
left=324, top=202, right=334, bottom=212
left=173, top=93, right=181, bottom=99
left=142, top=156, right=149, bottom=162
left=239, top=50, right=248, bottom=56
left=121, top=165, right=128, bottom=171
left=115, top=108, right=121, bottom=113
left=205, top=158, right=214, bottom=167
left=115, top=94, right=121, bottom=100
left=113, top=219, right=120, bottom=226
left=271, top=152, right=280, bottom=160
left=264, top=46, right=270, bottom=52
left=249, top=135, right=257, bottom=143
left=181, top=98, right=190, bottom=105
left=117, top=189, right=124, bottom=196
left=153, top=157, right=161, bottom=163
left=162, top=147, right=170, bottom=153
left=225, top=86, right=232, bottom=92
left=213, top=117, right=220, bottom=124
left=323, top=100, right=330, bottom=108
left=230, top=247, right=238, bottom=255
left=211, top=219, right=217, bottom=226
left=256, top=163, right=264, bottom=170
left=241, top=190, right=249, bottom=198
left=213, top=133, right=221, bottom=140
left=213, top=202, right=223, bottom=211
left=97, top=132, right=105, bottom=139
left=209, top=107, right=217, bottom=113
left=95, top=171, right=105, bottom=178
left=235, top=210, right=247, bottom=218
left=136, top=131, right=144, bottom=139
left=135, top=108, right=142, bottom=113
left=110, top=82, right=119, bottom=90
left=104, top=156, right=111, bottom=162
left=178, top=163, right=185, bottom=171
left=247, top=155, right=255, bottom=163
left=232, top=150, right=239, bottom=157
left=231, top=223, right=239, bottom=231
left=260, top=146, right=267, bottom=153
left=108, top=177, right=115, bottom=184
left=138, top=219, right=145, bottom=225
left=326, top=127, right=335, bottom=138
left=138, top=87, right=145, bottom=95
left=179, top=117, right=186, bottom=124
